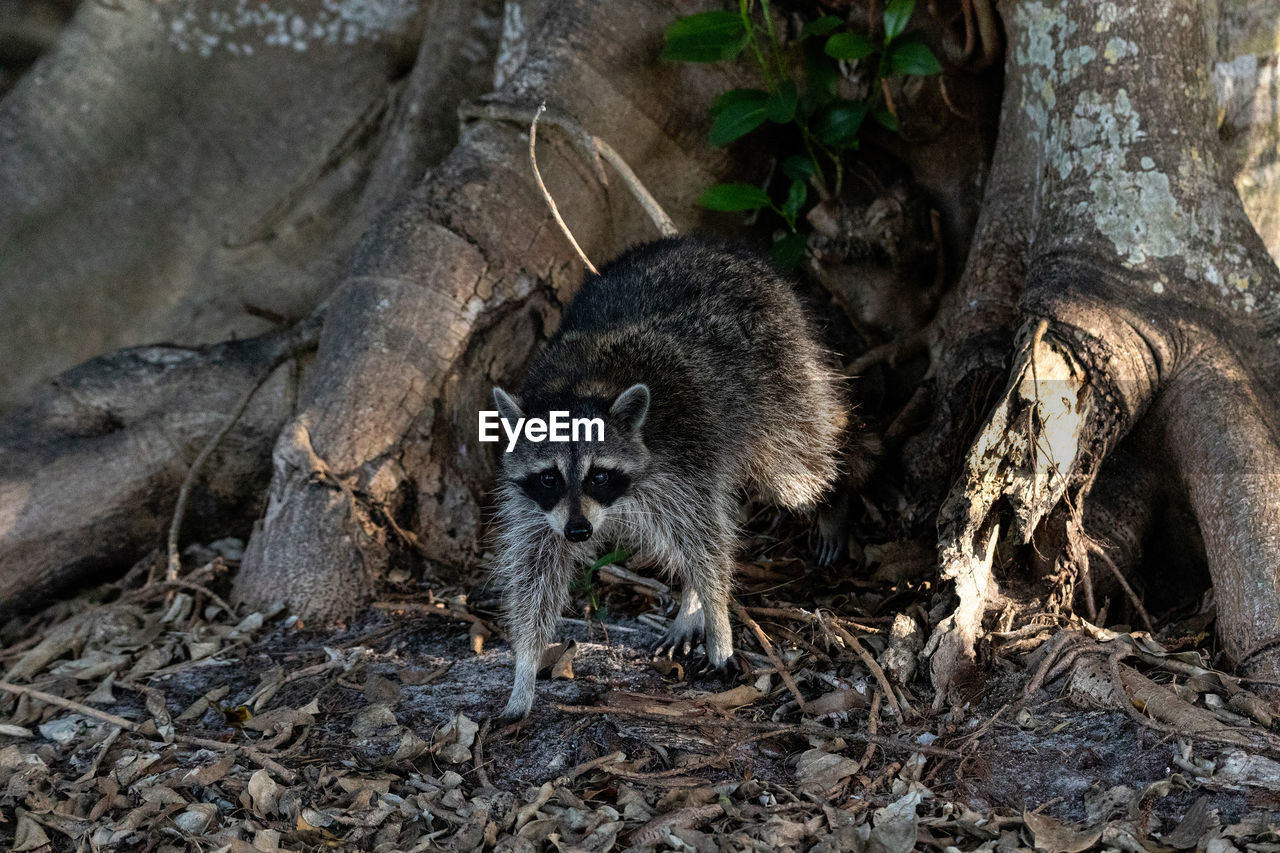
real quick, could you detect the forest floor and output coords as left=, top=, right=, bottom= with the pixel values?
left=2, top=520, right=1280, bottom=852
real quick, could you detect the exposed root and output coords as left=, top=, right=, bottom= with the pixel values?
left=926, top=322, right=1095, bottom=702
left=529, top=103, right=599, bottom=276
left=731, top=598, right=806, bottom=711
left=166, top=328, right=317, bottom=583
left=461, top=99, right=679, bottom=240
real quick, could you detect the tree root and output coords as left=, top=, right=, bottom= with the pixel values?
left=0, top=320, right=319, bottom=618
left=925, top=320, right=1096, bottom=702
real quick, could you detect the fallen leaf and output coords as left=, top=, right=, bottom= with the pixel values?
left=868, top=792, right=920, bottom=853
left=795, top=749, right=860, bottom=795
left=247, top=768, right=279, bottom=817
left=702, top=684, right=764, bottom=710
left=650, top=658, right=685, bottom=681
left=551, top=642, right=577, bottom=680
left=181, top=754, right=235, bottom=788
left=805, top=688, right=869, bottom=717
left=173, top=803, right=217, bottom=835
left=432, top=712, right=479, bottom=764
left=12, top=809, right=50, bottom=851
left=363, top=673, right=401, bottom=706
left=1162, top=796, right=1214, bottom=849
left=1024, top=810, right=1104, bottom=853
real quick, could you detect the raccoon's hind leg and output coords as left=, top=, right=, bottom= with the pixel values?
left=815, top=490, right=853, bottom=567
left=653, top=586, right=704, bottom=658
left=497, top=544, right=574, bottom=721
left=814, top=425, right=883, bottom=566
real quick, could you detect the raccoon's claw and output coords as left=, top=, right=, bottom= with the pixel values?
left=694, top=653, right=742, bottom=680
left=652, top=621, right=704, bottom=659
left=815, top=504, right=850, bottom=567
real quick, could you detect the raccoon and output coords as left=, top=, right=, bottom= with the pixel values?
left=489, top=236, right=873, bottom=720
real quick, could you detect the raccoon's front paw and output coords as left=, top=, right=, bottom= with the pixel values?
left=652, top=619, right=704, bottom=659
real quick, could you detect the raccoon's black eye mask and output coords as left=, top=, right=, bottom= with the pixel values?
left=584, top=467, right=630, bottom=505
left=518, top=468, right=564, bottom=510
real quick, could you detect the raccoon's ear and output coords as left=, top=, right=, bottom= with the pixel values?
left=493, top=387, right=524, bottom=422
left=610, top=383, right=650, bottom=433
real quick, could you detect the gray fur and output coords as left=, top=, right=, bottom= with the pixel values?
left=490, top=236, right=865, bottom=720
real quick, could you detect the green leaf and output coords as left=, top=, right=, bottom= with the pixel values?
left=872, top=105, right=900, bottom=131
left=800, top=14, right=843, bottom=39
left=803, top=41, right=840, bottom=100
left=815, top=99, right=869, bottom=147
left=709, top=89, right=771, bottom=145
left=771, top=232, right=806, bottom=272
left=782, top=178, right=808, bottom=222
left=589, top=547, right=632, bottom=573
left=782, top=155, right=816, bottom=181
left=765, top=80, right=798, bottom=123
left=711, top=88, right=770, bottom=115
left=883, top=0, right=914, bottom=42
left=824, top=31, right=875, bottom=61
left=661, top=11, right=750, bottom=62
left=700, top=183, right=773, bottom=212
left=887, top=39, right=942, bottom=75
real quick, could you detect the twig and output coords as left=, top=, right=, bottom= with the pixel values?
left=1088, top=543, right=1155, bottom=634
left=857, top=689, right=881, bottom=771
left=959, top=0, right=976, bottom=60
left=611, top=731, right=782, bottom=779
left=530, top=102, right=599, bottom=275
left=824, top=618, right=905, bottom=718
left=845, top=322, right=936, bottom=377
left=630, top=805, right=724, bottom=848
left=473, top=718, right=493, bottom=789
left=372, top=600, right=506, bottom=639
left=560, top=750, right=626, bottom=782
left=971, top=0, right=1000, bottom=69
left=743, top=605, right=882, bottom=632
left=553, top=702, right=962, bottom=758
left=1, top=681, right=138, bottom=730
left=178, top=733, right=295, bottom=782
left=166, top=322, right=320, bottom=583
left=886, top=382, right=933, bottom=445
left=0, top=680, right=296, bottom=782
left=879, top=78, right=898, bottom=123
left=129, top=578, right=234, bottom=617
left=731, top=599, right=806, bottom=711
left=461, top=99, right=679, bottom=239
left=75, top=725, right=122, bottom=783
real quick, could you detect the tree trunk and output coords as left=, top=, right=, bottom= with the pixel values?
left=919, top=0, right=1280, bottom=698
left=0, top=0, right=497, bottom=411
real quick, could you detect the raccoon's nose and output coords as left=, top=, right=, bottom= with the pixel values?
left=564, top=518, right=593, bottom=542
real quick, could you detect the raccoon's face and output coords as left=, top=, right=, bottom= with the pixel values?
left=494, top=383, right=650, bottom=543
